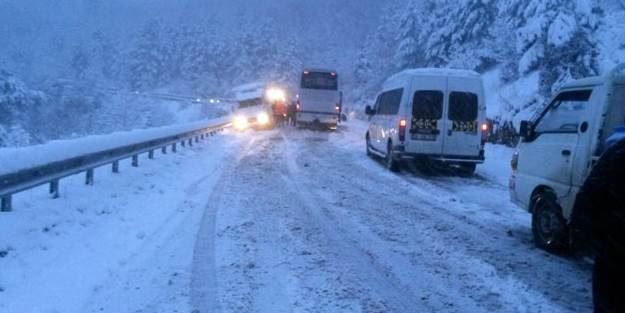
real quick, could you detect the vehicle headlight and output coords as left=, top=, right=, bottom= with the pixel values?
left=233, top=115, right=248, bottom=130
left=257, top=112, right=270, bottom=125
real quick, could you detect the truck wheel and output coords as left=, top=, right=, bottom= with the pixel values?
left=532, top=191, right=569, bottom=253
left=386, top=142, right=400, bottom=172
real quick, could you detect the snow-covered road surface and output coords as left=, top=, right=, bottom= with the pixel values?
left=0, top=121, right=592, bottom=313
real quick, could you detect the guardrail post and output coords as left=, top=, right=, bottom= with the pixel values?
left=85, top=169, right=94, bottom=185
left=195, top=136, right=199, bottom=143
left=50, top=180, right=60, bottom=199
left=172, top=143, right=177, bottom=153
left=188, top=138, right=193, bottom=147
left=148, top=150, right=154, bottom=159
left=181, top=140, right=186, bottom=148
left=162, top=146, right=167, bottom=154
left=132, top=155, right=139, bottom=167
left=1, top=196, right=11, bottom=212
left=112, top=161, right=120, bottom=173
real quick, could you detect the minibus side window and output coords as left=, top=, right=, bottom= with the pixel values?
left=534, top=90, right=592, bottom=134
left=373, top=94, right=382, bottom=115
left=377, top=89, right=403, bottom=115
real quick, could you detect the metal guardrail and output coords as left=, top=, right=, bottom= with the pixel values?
left=0, top=121, right=230, bottom=212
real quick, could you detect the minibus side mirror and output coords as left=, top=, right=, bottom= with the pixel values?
left=365, top=105, right=376, bottom=116
left=519, top=120, right=534, bottom=140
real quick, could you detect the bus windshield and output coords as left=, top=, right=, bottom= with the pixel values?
left=300, top=72, right=338, bottom=90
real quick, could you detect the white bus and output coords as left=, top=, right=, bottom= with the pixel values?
left=297, top=69, right=341, bottom=129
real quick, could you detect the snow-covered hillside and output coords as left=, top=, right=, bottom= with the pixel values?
left=1, top=0, right=624, bottom=146
left=353, top=0, right=625, bottom=125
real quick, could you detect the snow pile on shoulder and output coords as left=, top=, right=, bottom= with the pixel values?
left=0, top=133, right=238, bottom=313
left=0, top=117, right=229, bottom=175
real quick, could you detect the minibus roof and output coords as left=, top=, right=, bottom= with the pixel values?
left=303, top=68, right=337, bottom=74
left=390, top=68, right=481, bottom=80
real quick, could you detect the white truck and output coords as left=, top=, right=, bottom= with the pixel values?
left=231, top=82, right=273, bottom=131
left=510, top=64, right=625, bottom=252
left=297, top=69, right=341, bottom=130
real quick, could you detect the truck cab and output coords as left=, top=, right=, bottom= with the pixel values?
left=231, top=82, right=274, bottom=131
left=510, top=64, right=625, bottom=252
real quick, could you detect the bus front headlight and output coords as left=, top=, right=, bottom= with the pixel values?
left=233, top=115, right=248, bottom=130
left=257, top=112, right=270, bottom=125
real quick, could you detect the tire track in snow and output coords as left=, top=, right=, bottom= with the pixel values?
left=280, top=130, right=429, bottom=313
left=190, top=134, right=264, bottom=313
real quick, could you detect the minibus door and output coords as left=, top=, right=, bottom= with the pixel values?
left=409, top=90, right=445, bottom=155
left=443, top=77, right=482, bottom=157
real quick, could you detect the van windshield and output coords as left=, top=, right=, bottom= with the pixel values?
left=535, top=90, right=592, bottom=133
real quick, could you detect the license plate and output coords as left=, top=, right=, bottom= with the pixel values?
left=411, top=133, right=437, bottom=141
left=452, top=121, right=477, bottom=133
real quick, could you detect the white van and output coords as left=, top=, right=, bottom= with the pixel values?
left=510, top=64, right=625, bottom=252
left=365, top=68, right=488, bottom=173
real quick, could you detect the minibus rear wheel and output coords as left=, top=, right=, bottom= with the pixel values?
left=459, top=163, right=476, bottom=176
left=531, top=191, right=569, bottom=253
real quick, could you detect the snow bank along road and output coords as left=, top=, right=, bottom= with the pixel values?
left=0, top=121, right=592, bottom=313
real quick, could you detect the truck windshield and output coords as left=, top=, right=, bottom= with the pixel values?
left=300, top=72, right=338, bottom=90
left=535, top=90, right=592, bottom=133
left=238, top=99, right=262, bottom=109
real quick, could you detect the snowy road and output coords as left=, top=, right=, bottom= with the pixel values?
left=0, top=122, right=592, bottom=313
left=190, top=123, right=592, bottom=313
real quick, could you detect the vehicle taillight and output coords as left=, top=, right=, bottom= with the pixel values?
left=303, top=71, right=310, bottom=75
left=399, top=119, right=407, bottom=142
left=481, top=122, right=489, bottom=146
left=330, top=72, right=336, bottom=76
left=511, top=152, right=519, bottom=171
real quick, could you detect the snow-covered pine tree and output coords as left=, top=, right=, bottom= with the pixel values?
left=70, top=45, right=91, bottom=80
left=424, top=0, right=498, bottom=70
left=126, top=19, right=172, bottom=90
left=89, top=30, right=122, bottom=82
left=504, top=0, right=600, bottom=96
left=394, top=0, right=427, bottom=70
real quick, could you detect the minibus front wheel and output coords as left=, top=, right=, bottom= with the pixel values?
left=386, top=142, right=400, bottom=172
left=366, top=133, right=373, bottom=158
left=531, top=191, right=569, bottom=253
